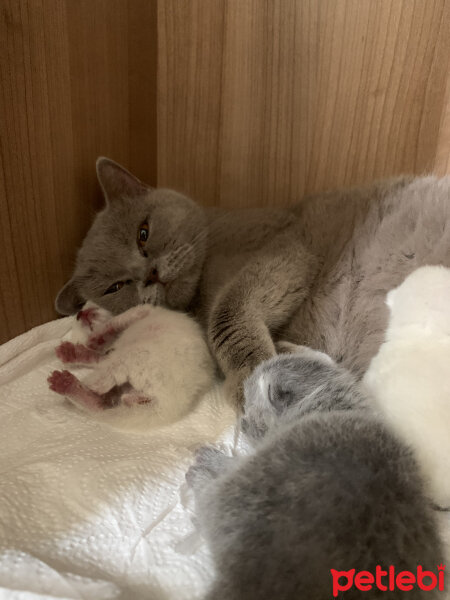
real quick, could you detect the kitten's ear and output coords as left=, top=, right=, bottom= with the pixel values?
left=268, top=383, right=296, bottom=415
left=96, top=157, right=150, bottom=203
left=55, top=278, right=85, bottom=315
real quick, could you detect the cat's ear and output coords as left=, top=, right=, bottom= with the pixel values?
left=55, top=278, right=85, bottom=315
left=96, top=157, right=150, bottom=203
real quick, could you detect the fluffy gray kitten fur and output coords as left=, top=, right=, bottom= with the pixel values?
left=56, top=158, right=450, bottom=404
left=186, top=347, right=444, bottom=600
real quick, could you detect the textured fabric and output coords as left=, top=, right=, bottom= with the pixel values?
left=0, top=317, right=245, bottom=600
left=1, top=318, right=449, bottom=599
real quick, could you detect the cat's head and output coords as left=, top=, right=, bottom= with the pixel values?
left=56, top=158, right=207, bottom=315
left=241, top=347, right=336, bottom=442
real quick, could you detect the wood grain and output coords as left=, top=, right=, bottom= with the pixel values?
left=0, top=0, right=157, bottom=343
left=1, top=0, right=450, bottom=343
left=158, top=0, right=450, bottom=207
left=435, top=70, right=450, bottom=176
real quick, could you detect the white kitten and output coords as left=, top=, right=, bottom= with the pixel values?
left=364, top=265, right=450, bottom=508
left=48, top=302, right=216, bottom=429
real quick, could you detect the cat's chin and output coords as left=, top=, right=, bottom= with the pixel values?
left=139, top=282, right=166, bottom=307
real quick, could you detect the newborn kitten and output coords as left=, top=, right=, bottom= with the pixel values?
left=364, top=265, right=450, bottom=509
left=48, top=303, right=216, bottom=426
left=186, top=348, right=443, bottom=599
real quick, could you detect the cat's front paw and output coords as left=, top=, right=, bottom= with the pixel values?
left=186, top=446, right=232, bottom=492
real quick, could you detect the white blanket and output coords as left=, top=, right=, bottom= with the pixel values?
left=0, top=317, right=245, bottom=600
left=1, top=319, right=449, bottom=600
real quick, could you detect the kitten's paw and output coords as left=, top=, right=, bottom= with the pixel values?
left=48, top=369, right=78, bottom=395
left=239, top=414, right=267, bottom=441
left=56, top=341, right=78, bottom=363
left=55, top=341, right=101, bottom=364
left=194, top=445, right=230, bottom=474
left=186, top=445, right=232, bottom=490
left=87, top=325, right=116, bottom=351
left=48, top=370, right=106, bottom=411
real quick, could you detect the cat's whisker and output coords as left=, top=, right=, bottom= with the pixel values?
left=190, top=211, right=234, bottom=250
left=161, top=212, right=236, bottom=281
left=189, top=228, right=209, bottom=249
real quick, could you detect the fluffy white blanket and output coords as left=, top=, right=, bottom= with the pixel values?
left=0, top=317, right=245, bottom=600
left=1, top=316, right=449, bottom=599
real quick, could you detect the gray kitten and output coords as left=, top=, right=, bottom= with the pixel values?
left=56, top=158, right=450, bottom=404
left=186, top=348, right=444, bottom=599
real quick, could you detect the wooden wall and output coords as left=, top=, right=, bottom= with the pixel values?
left=1, top=0, right=449, bottom=343
left=0, top=0, right=157, bottom=343
left=158, top=0, right=450, bottom=207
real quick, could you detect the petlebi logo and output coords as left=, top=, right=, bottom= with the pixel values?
left=330, top=564, right=445, bottom=596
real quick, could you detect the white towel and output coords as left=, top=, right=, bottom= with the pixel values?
left=1, top=318, right=449, bottom=599
left=0, top=317, right=245, bottom=600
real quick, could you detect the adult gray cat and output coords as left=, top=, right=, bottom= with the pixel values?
left=56, top=158, right=450, bottom=403
left=186, top=348, right=444, bottom=599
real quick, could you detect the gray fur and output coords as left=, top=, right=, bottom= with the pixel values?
left=56, top=158, right=207, bottom=316
left=186, top=350, right=444, bottom=599
left=56, top=159, right=450, bottom=402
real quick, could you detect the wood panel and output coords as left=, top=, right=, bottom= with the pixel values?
left=158, top=0, right=450, bottom=207
left=2, top=0, right=450, bottom=343
left=435, top=73, right=450, bottom=176
left=0, top=0, right=157, bottom=343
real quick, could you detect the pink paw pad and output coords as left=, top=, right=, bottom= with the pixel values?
left=76, top=307, right=99, bottom=330
left=48, top=370, right=79, bottom=395
left=55, top=341, right=78, bottom=363
left=56, top=341, right=100, bottom=364
left=56, top=342, right=74, bottom=362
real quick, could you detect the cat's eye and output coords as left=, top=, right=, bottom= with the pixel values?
left=137, top=221, right=149, bottom=247
left=103, top=281, right=125, bottom=295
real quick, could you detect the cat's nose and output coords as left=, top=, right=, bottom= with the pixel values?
left=145, top=268, right=161, bottom=286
